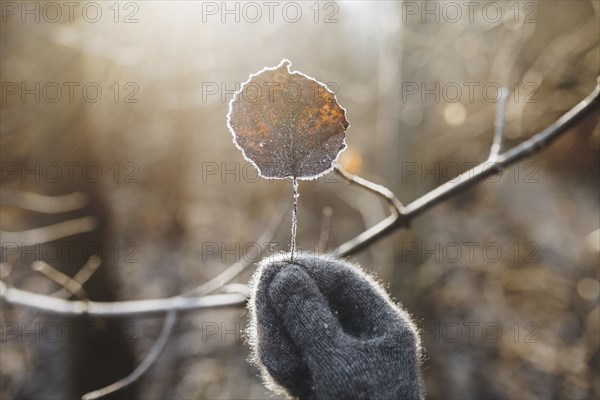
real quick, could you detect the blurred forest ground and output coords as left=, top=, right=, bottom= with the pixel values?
left=1, top=1, right=599, bottom=399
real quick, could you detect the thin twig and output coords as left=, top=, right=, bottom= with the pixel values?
left=335, top=164, right=405, bottom=217
left=0, top=190, right=89, bottom=214
left=1, top=216, right=97, bottom=246
left=52, top=256, right=102, bottom=299
left=3, top=199, right=288, bottom=400
left=31, top=261, right=90, bottom=300
left=28, top=256, right=102, bottom=300
left=182, top=197, right=288, bottom=297
left=81, top=207, right=287, bottom=400
left=489, top=86, right=510, bottom=161
left=0, top=81, right=598, bottom=317
left=333, top=81, right=600, bottom=257
left=81, top=309, right=177, bottom=400
left=0, top=281, right=247, bottom=316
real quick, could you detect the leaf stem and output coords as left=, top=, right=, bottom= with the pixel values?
left=291, top=177, right=299, bottom=262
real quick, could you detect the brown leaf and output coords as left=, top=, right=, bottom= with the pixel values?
left=227, top=59, right=349, bottom=179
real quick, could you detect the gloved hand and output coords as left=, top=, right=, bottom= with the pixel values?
left=247, top=253, right=423, bottom=400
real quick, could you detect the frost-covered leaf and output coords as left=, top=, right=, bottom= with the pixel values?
left=227, top=59, right=349, bottom=180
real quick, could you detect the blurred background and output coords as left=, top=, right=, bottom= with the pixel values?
left=1, top=1, right=599, bottom=399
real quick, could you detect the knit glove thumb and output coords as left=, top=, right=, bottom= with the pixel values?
left=247, top=253, right=423, bottom=400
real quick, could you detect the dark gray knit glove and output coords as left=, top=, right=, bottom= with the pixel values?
left=248, top=253, right=423, bottom=400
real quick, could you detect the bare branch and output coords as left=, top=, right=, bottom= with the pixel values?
left=51, top=256, right=102, bottom=298
left=334, top=81, right=600, bottom=257
left=335, top=164, right=405, bottom=217
left=78, top=200, right=288, bottom=399
left=0, top=281, right=247, bottom=317
left=0, top=81, right=598, bottom=318
left=1, top=216, right=97, bottom=246
left=182, top=197, right=288, bottom=298
left=31, top=261, right=90, bottom=300
left=0, top=190, right=89, bottom=214
left=332, top=214, right=400, bottom=257
left=82, top=309, right=177, bottom=400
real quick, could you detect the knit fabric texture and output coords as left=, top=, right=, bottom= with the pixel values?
left=247, top=253, right=423, bottom=400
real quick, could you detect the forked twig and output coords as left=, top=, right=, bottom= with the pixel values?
left=0, top=81, right=598, bottom=400
left=1, top=81, right=598, bottom=316
left=27, top=256, right=102, bottom=300
left=335, top=164, right=405, bottom=217
left=31, top=261, right=90, bottom=300
left=183, top=196, right=288, bottom=298
left=1, top=82, right=597, bottom=316
left=82, top=197, right=287, bottom=398
left=333, top=81, right=600, bottom=257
